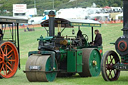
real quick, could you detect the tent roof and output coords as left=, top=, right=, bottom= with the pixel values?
left=104, top=6, right=111, bottom=9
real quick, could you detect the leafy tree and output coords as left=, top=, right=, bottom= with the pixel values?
left=95, top=0, right=123, bottom=7
left=112, top=3, right=118, bottom=7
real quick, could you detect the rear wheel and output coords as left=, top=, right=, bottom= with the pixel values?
left=79, top=48, right=101, bottom=77
left=0, top=41, right=19, bottom=78
left=101, top=50, right=120, bottom=81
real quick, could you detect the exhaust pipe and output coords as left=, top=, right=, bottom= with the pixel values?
left=48, top=11, right=55, bottom=37
left=122, top=0, right=128, bottom=37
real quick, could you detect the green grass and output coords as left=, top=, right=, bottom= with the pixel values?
left=1, top=23, right=128, bottom=85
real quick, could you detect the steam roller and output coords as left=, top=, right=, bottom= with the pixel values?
left=24, top=11, right=103, bottom=82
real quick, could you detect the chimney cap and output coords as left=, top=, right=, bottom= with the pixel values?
left=48, top=11, right=55, bottom=16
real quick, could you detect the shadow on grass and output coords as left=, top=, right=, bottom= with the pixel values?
left=57, top=74, right=91, bottom=79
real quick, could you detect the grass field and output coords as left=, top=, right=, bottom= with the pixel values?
left=1, top=23, right=128, bottom=85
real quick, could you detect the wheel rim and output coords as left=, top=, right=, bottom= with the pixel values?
left=0, top=42, right=19, bottom=78
left=101, top=51, right=120, bottom=81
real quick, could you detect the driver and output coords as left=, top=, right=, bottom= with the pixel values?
left=77, top=30, right=83, bottom=38
left=92, top=29, right=102, bottom=46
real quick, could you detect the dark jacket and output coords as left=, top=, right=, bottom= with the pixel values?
left=94, top=33, right=102, bottom=46
left=77, top=30, right=83, bottom=38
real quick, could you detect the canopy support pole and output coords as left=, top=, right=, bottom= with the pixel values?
left=92, top=27, right=94, bottom=42
left=12, top=23, right=13, bottom=40
left=78, top=26, right=80, bottom=30
left=17, top=23, right=20, bottom=69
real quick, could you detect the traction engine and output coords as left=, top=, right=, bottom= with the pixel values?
left=101, top=0, right=128, bottom=81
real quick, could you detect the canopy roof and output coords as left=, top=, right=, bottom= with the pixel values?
left=41, top=18, right=101, bottom=28
left=0, top=16, right=28, bottom=24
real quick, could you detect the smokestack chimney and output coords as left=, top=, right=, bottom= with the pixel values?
left=122, top=0, right=128, bottom=37
left=48, top=11, right=55, bottom=36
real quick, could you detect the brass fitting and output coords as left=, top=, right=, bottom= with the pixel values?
left=92, top=60, right=97, bottom=66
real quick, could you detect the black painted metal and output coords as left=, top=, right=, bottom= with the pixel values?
left=92, top=27, right=94, bottom=42
left=115, top=0, right=128, bottom=61
left=122, top=0, right=128, bottom=37
left=15, top=23, right=17, bottom=45
left=17, top=23, right=20, bottom=69
left=12, top=24, right=13, bottom=40
left=48, top=11, right=55, bottom=36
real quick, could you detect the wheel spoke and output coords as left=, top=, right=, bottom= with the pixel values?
left=0, top=48, right=4, bottom=55
left=113, top=69, right=116, bottom=75
left=110, top=70, right=113, bottom=78
left=108, top=70, right=111, bottom=75
left=6, top=64, right=13, bottom=72
left=109, top=70, right=111, bottom=75
left=6, top=48, right=7, bottom=56
left=106, top=59, right=108, bottom=64
left=7, top=50, right=13, bottom=56
left=7, top=62, right=12, bottom=67
left=7, top=54, right=13, bottom=58
left=2, top=65, right=6, bottom=75
left=5, top=63, right=7, bottom=75
left=110, top=57, right=114, bottom=64
left=4, top=45, right=7, bottom=53
left=109, top=55, right=112, bottom=60
left=109, top=70, right=112, bottom=78
left=9, top=59, right=15, bottom=62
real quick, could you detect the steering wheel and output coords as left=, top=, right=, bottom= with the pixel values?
left=83, top=34, right=88, bottom=41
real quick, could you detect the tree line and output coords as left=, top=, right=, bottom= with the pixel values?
left=0, top=0, right=123, bottom=16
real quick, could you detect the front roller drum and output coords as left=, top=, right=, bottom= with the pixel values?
left=79, top=48, right=101, bottom=77
left=25, top=55, right=58, bottom=82
left=0, top=41, right=19, bottom=78
left=101, top=50, right=120, bottom=81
